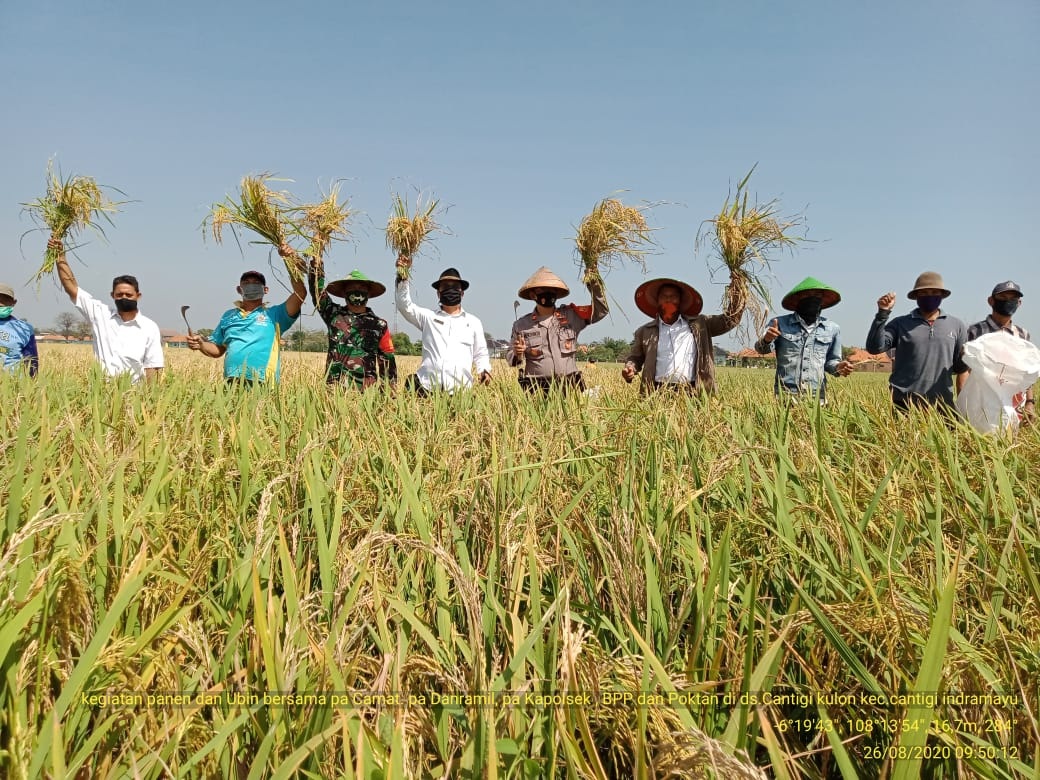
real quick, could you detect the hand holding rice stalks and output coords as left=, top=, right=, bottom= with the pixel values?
left=698, top=167, right=805, bottom=336
left=386, top=192, right=442, bottom=281
left=205, top=174, right=305, bottom=280
left=574, top=197, right=656, bottom=292
left=22, top=161, right=126, bottom=282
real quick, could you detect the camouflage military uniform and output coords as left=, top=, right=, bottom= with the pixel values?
left=314, top=270, right=397, bottom=388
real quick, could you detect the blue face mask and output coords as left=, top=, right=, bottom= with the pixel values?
left=0, top=306, right=13, bottom=319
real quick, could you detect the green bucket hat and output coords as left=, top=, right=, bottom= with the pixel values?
left=781, top=276, right=841, bottom=311
left=325, top=270, right=387, bottom=299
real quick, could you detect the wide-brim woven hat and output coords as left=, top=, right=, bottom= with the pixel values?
left=518, top=267, right=570, bottom=300
left=325, top=270, right=386, bottom=299
left=780, top=276, right=841, bottom=311
left=432, top=267, right=470, bottom=291
left=634, top=278, right=703, bottom=318
left=907, top=271, right=951, bottom=300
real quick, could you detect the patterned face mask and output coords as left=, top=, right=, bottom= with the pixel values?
left=240, top=283, right=265, bottom=301
left=535, top=293, right=557, bottom=308
left=346, top=290, right=369, bottom=306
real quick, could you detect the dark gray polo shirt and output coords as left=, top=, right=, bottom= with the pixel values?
left=866, top=309, right=969, bottom=404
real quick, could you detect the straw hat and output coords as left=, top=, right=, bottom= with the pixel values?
left=431, top=268, right=470, bottom=290
left=325, top=270, right=386, bottom=299
left=634, top=278, right=703, bottom=318
left=518, top=267, right=570, bottom=300
left=906, top=271, right=951, bottom=300
left=780, top=277, right=841, bottom=311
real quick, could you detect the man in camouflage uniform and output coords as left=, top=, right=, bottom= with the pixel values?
left=310, top=265, right=397, bottom=389
left=508, top=267, right=608, bottom=393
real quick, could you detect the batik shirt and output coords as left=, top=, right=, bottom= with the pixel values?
left=314, top=273, right=397, bottom=388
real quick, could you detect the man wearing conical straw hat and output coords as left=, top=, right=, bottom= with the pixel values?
left=866, top=271, right=969, bottom=411
left=621, top=277, right=743, bottom=394
left=310, top=264, right=396, bottom=389
left=508, top=266, right=607, bottom=393
left=395, top=258, right=491, bottom=394
left=754, top=277, right=853, bottom=401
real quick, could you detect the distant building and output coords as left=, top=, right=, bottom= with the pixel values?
left=728, top=348, right=775, bottom=368
left=845, top=347, right=893, bottom=373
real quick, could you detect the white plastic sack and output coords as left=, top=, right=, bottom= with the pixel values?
left=955, top=331, right=1040, bottom=433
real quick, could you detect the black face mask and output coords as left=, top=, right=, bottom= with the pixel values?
left=993, top=299, right=1020, bottom=317
left=346, top=291, right=369, bottom=307
left=535, top=293, right=557, bottom=308
left=114, top=298, right=139, bottom=313
left=795, top=296, right=822, bottom=323
left=439, top=288, right=463, bottom=307
left=916, top=295, right=943, bottom=314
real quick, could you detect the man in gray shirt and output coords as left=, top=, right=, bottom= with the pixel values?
left=866, top=271, right=969, bottom=410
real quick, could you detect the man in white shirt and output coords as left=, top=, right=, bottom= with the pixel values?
left=622, top=277, right=744, bottom=394
left=51, top=237, right=164, bottom=382
left=395, top=258, right=491, bottom=394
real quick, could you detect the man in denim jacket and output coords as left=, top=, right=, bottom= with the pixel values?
left=754, top=277, right=853, bottom=401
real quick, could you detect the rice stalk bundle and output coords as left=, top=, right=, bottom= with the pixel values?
left=297, top=183, right=353, bottom=263
left=22, top=161, right=125, bottom=282
left=385, top=192, right=441, bottom=281
left=205, top=174, right=304, bottom=280
left=698, top=167, right=804, bottom=335
left=574, top=197, right=655, bottom=290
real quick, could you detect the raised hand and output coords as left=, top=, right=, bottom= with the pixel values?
left=763, top=318, right=781, bottom=343
left=877, top=292, right=896, bottom=311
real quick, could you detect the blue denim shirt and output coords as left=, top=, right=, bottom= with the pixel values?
left=755, top=313, right=842, bottom=398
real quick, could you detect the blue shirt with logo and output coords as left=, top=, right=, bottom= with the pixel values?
left=0, top=315, right=39, bottom=377
left=211, top=303, right=298, bottom=382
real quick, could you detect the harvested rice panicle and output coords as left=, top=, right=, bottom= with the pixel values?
left=386, top=192, right=441, bottom=281
left=698, top=167, right=804, bottom=339
left=22, top=161, right=126, bottom=282
left=574, top=197, right=655, bottom=290
left=205, top=174, right=304, bottom=280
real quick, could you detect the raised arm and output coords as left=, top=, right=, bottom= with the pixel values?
left=703, top=279, right=746, bottom=337
left=279, top=247, right=307, bottom=318
left=865, top=292, right=896, bottom=354
left=51, top=238, right=78, bottom=303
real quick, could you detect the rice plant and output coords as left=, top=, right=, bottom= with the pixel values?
left=1, top=346, right=1036, bottom=778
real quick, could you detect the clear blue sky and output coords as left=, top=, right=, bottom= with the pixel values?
left=2, top=0, right=1037, bottom=348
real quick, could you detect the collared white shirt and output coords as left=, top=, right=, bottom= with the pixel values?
left=75, top=288, right=164, bottom=382
left=396, top=281, right=491, bottom=391
left=655, top=317, right=696, bottom=383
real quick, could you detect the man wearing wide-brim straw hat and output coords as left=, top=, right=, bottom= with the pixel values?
left=395, top=259, right=491, bottom=394
left=621, top=276, right=744, bottom=394
left=508, top=266, right=607, bottom=393
left=754, top=276, right=853, bottom=401
left=866, top=271, right=969, bottom=411
left=309, top=264, right=396, bottom=389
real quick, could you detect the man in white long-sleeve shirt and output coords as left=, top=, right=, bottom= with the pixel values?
left=395, top=258, right=491, bottom=394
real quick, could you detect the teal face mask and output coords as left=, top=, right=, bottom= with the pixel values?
left=0, top=306, right=13, bottom=319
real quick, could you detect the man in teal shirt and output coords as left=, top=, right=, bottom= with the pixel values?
left=187, top=262, right=306, bottom=384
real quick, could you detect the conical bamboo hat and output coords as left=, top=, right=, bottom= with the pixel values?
left=518, top=267, right=570, bottom=300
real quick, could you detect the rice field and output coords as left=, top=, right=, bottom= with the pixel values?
left=1, top=344, right=1038, bottom=779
